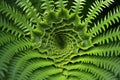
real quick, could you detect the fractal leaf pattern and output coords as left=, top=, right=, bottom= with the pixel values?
left=0, top=0, right=120, bottom=80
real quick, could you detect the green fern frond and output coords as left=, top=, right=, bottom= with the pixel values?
left=29, top=67, right=62, bottom=80
left=48, top=74, right=66, bottom=80
left=93, top=26, right=120, bottom=44
left=41, top=0, right=54, bottom=11
left=68, top=70, right=97, bottom=80
left=8, top=50, right=47, bottom=80
left=0, top=32, right=16, bottom=46
left=71, top=0, right=85, bottom=14
left=16, top=0, right=41, bottom=23
left=89, top=6, right=120, bottom=35
left=71, top=56, right=120, bottom=76
left=65, top=63, right=117, bottom=80
left=0, top=39, right=33, bottom=79
left=80, top=42, right=120, bottom=56
left=0, top=17, right=25, bottom=37
left=55, top=0, right=68, bottom=9
left=85, top=0, right=114, bottom=24
left=0, top=1, right=33, bottom=34
left=17, top=60, right=53, bottom=80
left=0, top=0, right=120, bottom=80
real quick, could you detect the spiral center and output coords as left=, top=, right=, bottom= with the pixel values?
left=54, top=34, right=66, bottom=49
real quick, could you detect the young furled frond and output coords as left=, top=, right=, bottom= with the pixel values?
left=0, top=0, right=120, bottom=80
left=55, top=0, right=69, bottom=21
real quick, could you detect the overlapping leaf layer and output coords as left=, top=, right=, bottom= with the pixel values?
left=0, top=0, right=120, bottom=80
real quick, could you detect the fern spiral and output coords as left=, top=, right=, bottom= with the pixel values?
left=0, top=0, right=120, bottom=80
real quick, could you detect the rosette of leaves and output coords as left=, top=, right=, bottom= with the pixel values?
left=0, top=0, right=120, bottom=80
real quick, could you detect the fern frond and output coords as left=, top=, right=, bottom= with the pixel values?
left=41, top=0, right=54, bottom=12
left=57, top=8, right=69, bottom=20
left=89, top=6, right=120, bottom=35
left=30, top=67, right=62, bottom=80
left=0, top=0, right=120, bottom=80
left=71, top=0, right=85, bottom=14
left=8, top=50, right=47, bottom=80
left=16, top=60, right=53, bottom=80
left=65, top=63, right=117, bottom=80
left=55, top=0, right=68, bottom=9
left=0, top=17, right=25, bottom=37
left=0, top=32, right=16, bottom=46
left=0, top=1, right=33, bottom=34
left=69, top=70, right=97, bottom=80
left=0, top=39, right=33, bottom=79
left=16, top=0, right=41, bottom=23
left=48, top=74, right=66, bottom=80
left=71, top=56, right=120, bottom=76
left=80, top=42, right=120, bottom=56
left=85, top=0, right=114, bottom=24
left=68, top=76, right=79, bottom=80
left=93, top=26, right=120, bottom=44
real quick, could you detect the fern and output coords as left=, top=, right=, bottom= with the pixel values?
left=93, top=26, right=120, bottom=44
left=16, top=0, right=41, bottom=24
left=80, top=42, right=120, bottom=56
left=85, top=0, right=114, bottom=24
left=0, top=0, right=120, bottom=80
left=29, top=67, right=62, bottom=80
left=41, top=0, right=54, bottom=11
left=17, top=60, right=54, bottom=80
left=0, top=1, right=33, bottom=35
left=89, top=6, right=120, bottom=35
left=71, top=56, right=120, bottom=76
left=71, top=0, right=85, bottom=15
left=68, top=70, right=97, bottom=80
left=55, top=0, right=68, bottom=9
left=0, top=17, right=25, bottom=37
left=65, top=63, right=117, bottom=80
left=0, top=32, right=16, bottom=46
left=8, top=50, right=47, bottom=80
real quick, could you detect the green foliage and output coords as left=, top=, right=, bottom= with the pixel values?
left=85, top=0, right=114, bottom=24
left=71, top=0, right=85, bottom=14
left=0, top=0, right=120, bottom=80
